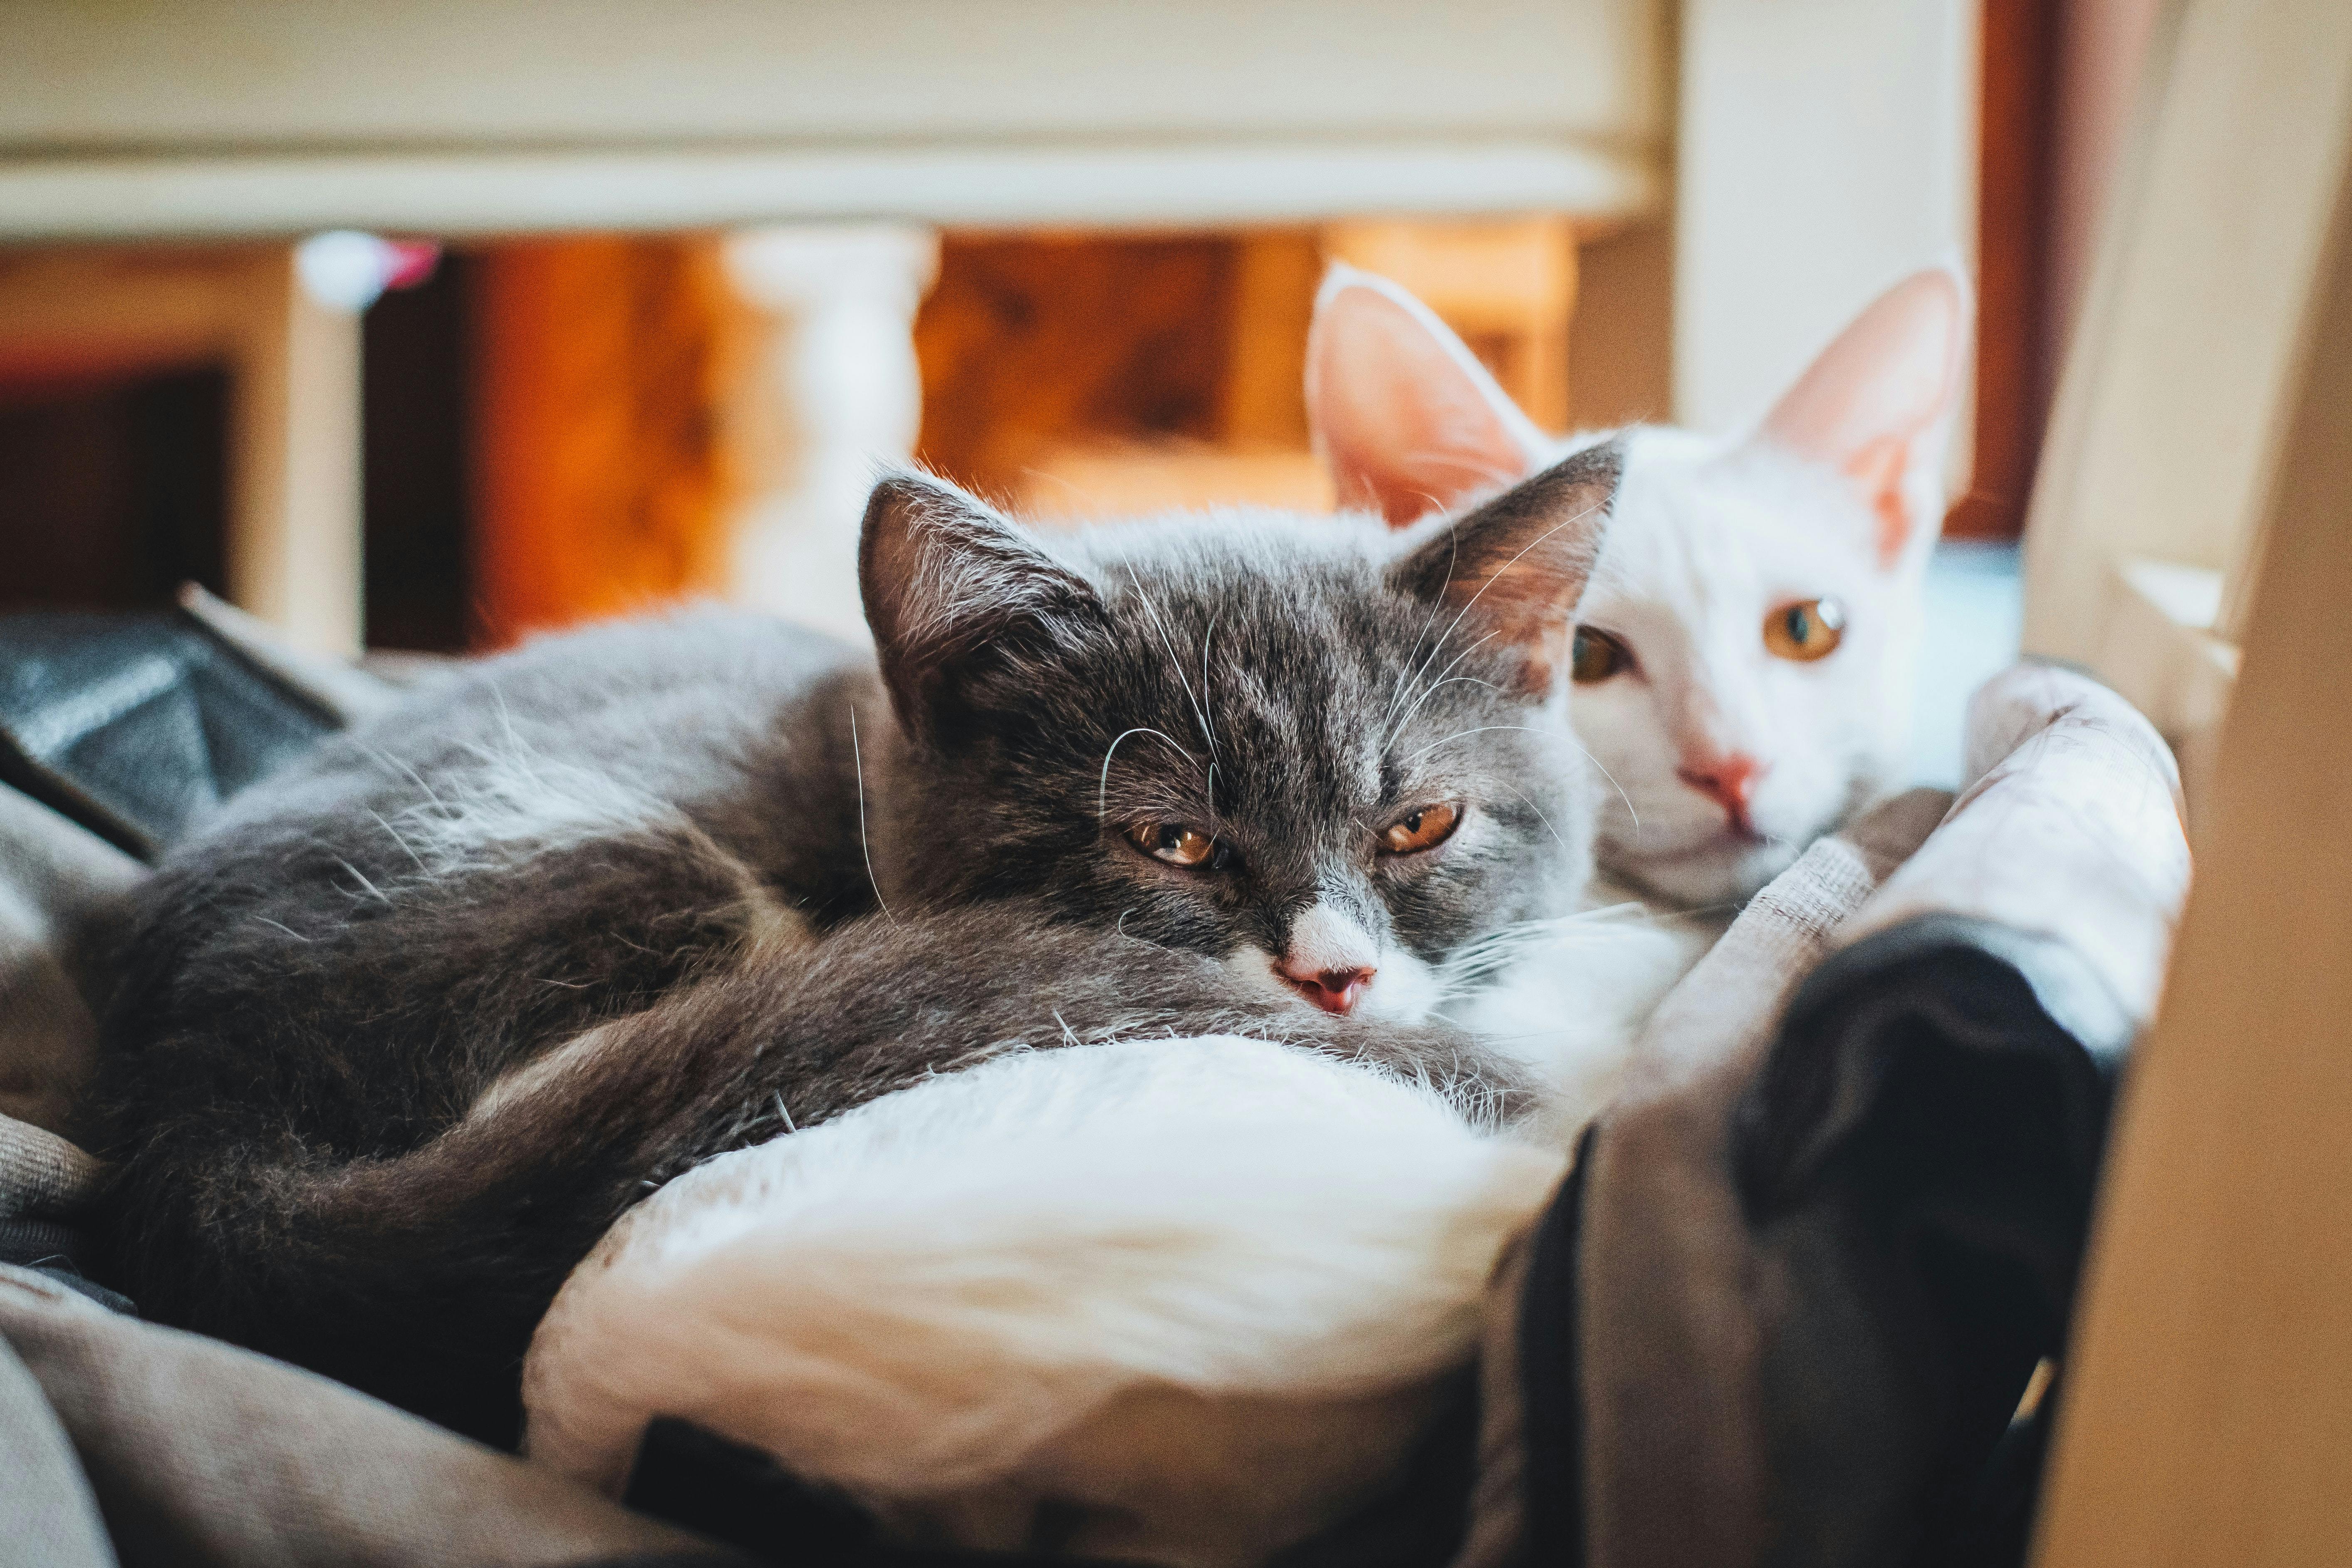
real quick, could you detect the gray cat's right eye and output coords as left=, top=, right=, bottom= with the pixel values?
left=1381, top=803, right=1462, bottom=855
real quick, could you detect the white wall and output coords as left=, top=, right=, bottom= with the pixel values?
left=1675, top=0, right=1979, bottom=435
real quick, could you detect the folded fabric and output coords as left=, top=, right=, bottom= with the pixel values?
left=523, top=1036, right=1566, bottom=1568
left=1496, top=662, right=2192, bottom=1568
left=0, top=780, right=146, bottom=1135
left=0, top=1263, right=750, bottom=1568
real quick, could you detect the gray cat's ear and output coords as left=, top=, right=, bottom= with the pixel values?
left=1386, top=440, right=1622, bottom=696
left=860, top=470, right=1108, bottom=741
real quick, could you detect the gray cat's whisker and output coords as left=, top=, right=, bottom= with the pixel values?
left=1201, top=605, right=1222, bottom=758
left=1417, top=498, right=1608, bottom=715
left=1584, top=750, right=1641, bottom=830
left=369, top=747, right=452, bottom=817
left=1404, top=723, right=1577, bottom=765
left=1124, top=566, right=1218, bottom=762
left=1386, top=527, right=1462, bottom=729
left=1490, top=778, right=1570, bottom=853
left=335, top=858, right=392, bottom=907
left=849, top=708, right=897, bottom=926
left=1097, top=726, right=1196, bottom=823
left=1382, top=632, right=1499, bottom=751
left=367, top=810, right=427, bottom=871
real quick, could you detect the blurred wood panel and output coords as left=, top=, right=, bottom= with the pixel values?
left=912, top=233, right=1236, bottom=504
left=1219, top=230, right=1322, bottom=451
left=0, top=244, right=362, bottom=651
left=920, top=221, right=1583, bottom=524
left=2023, top=0, right=2352, bottom=665
left=2033, top=97, right=2352, bottom=1563
left=470, top=236, right=742, bottom=645
left=1324, top=217, right=1579, bottom=431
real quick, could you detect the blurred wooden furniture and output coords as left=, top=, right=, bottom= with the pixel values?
left=1325, top=218, right=1581, bottom=431
left=0, top=247, right=362, bottom=653
left=2020, top=0, right=2352, bottom=809
left=0, top=1, right=1664, bottom=240
left=0, top=0, right=1667, bottom=645
left=470, top=239, right=743, bottom=647
left=987, top=219, right=1580, bottom=525
left=2028, top=2, right=2352, bottom=1563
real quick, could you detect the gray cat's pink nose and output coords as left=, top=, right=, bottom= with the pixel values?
left=1280, top=961, right=1377, bottom=1015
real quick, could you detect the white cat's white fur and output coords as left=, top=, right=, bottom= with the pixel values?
left=522, top=1035, right=1565, bottom=1568
left=1307, top=263, right=1971, bottom=905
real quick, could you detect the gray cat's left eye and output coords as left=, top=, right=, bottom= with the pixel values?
left=1128, top=822, right=1223, bottom=869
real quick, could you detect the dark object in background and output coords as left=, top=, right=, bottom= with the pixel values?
left=0, top=368, right=229, bottom=617
left=364, top=250, right=477, bottom=653
left=0, top=609, right=339, bottom=860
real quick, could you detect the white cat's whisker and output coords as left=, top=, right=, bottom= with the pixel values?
left=1385, top=451, right=1518, bottom=493
left=1200, top=605, right=1222, bottom=763
left=366, top=747, right=453, bottom=819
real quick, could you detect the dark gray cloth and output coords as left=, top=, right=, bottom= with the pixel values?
left=0, top=1266, right=748, bottom=1568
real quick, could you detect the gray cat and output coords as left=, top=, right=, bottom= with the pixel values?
left=87, top=447, right=1619, bottom=1444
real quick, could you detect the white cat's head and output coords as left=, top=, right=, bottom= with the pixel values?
left=1307, top=263, right=1969, bottom=906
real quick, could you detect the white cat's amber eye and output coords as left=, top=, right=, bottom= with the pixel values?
left=1381, top=802, right=1461, bottom=855
left=1129, top=822, right=1220, bottom=868
left=1763, top=598, right=1846, bottom=662
left=1570, top=627, right=1632, bottom=684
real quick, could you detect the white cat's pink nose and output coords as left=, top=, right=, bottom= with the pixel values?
left=1678, top=753, right=1766, bottom=835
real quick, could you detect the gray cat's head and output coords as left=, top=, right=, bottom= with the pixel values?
left=859, top=446, right=1620, bottom=1022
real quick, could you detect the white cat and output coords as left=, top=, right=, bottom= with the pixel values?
left=1305, top=264, right=1970, bottom=907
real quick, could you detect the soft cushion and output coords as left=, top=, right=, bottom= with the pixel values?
left=522, top=1035, right=1565, bottom=1568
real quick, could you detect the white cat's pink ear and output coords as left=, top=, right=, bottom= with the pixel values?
left=1306, top=265, right=1547, bottom=528
left=1758, top=268, right=1971, bottom=568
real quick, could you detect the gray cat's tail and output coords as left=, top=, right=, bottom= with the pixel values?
left=99, top=994, right=754, bottom=1447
